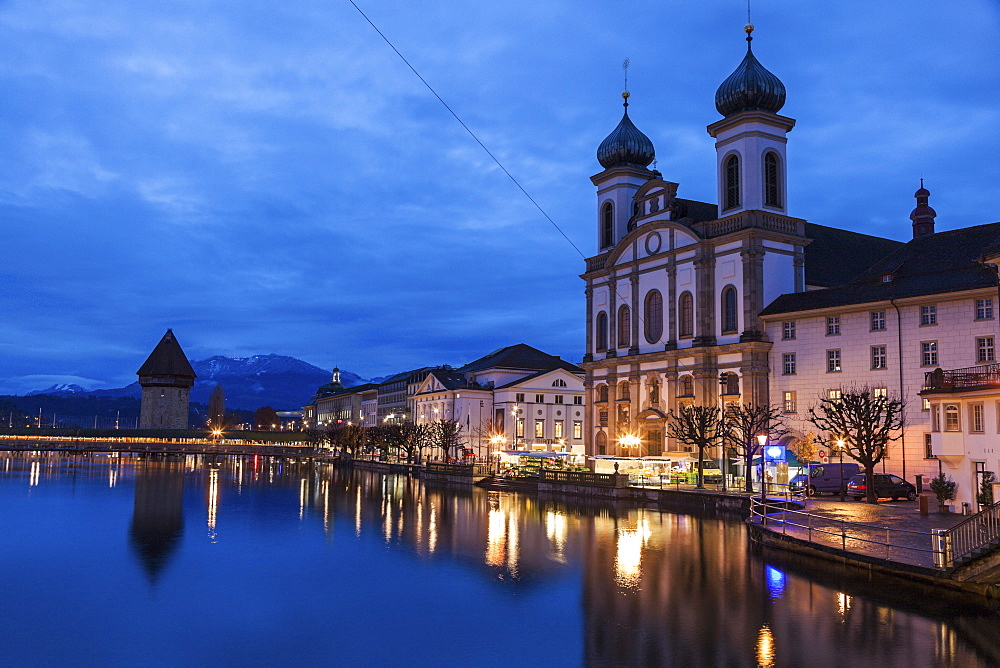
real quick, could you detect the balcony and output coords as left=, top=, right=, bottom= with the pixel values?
left=923, top=363, right=1000, bottom=393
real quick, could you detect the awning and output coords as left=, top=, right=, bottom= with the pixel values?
left=500, top=450, right=568, bottom=458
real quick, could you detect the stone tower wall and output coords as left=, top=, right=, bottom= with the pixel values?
left=139, top=385, right=191, bottom=429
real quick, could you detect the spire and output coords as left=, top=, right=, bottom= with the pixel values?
left=910, top=179, right=936, bottom=238
left=596, top=90, right=655, bottom=170
left=136, top=329, right=196, bottom=379
left=715, top=23, right=786, bottom=117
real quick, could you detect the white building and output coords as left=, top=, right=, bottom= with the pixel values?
left=413, top=344, right=586, bottom=459
left=579, top=25, right=1000, bottom=494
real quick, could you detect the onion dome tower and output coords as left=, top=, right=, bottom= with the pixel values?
left=910, top=180, right=937, bottom=238
left=593, top=91, right=656, bottom=251
left=706, top=24, right=795, bottom=218
left=137, top=329, right=196, bottom=429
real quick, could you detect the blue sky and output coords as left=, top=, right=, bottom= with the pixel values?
left=1, top=0, right=998, bottom=393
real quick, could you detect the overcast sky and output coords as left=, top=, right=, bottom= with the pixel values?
left=1, top=0, right=998, bottom=393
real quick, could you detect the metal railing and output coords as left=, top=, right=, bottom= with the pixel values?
left=944, top=501, right=1000, bottom=563
left=539, top=469, right=628, bottom=487
left=749, top=497, right=943, bottom=567
left=923, top=363, right=1000, bottom=392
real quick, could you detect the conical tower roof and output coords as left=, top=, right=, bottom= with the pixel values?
left=136, top=329, right=196, bottom=379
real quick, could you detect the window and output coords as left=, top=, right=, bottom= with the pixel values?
left=601, top=202, right=614, bottom=248
left=783, top=391, right=796, bottom=414
left=977, top=337, right=995, bottom=363
left=931, top=404, right=940, bottom=432
left=552, top=379, right=567, bottom=387
left=976, top=298, right=994, bottom=320
left=679, top=376, right=694, bottom=397
left=722, top=373, right=740, bottom=395
left=923, top=397, right=931, bottom=411
left=679, top=292, right=694, bottom=337
left=596, top=385, right=608, bottom=402
left=554, top=420, right=564, bottom=439
left=921, top=305, right=937, bottom=326
left=516, top=418, right=525, bottom=438
left=618, top=304, right=631, bottom=348
left=555, top=395, right=564, bottom=404
left=922, top=341, right=938, bottom=366
left=596, top=311, right=608, bottom=351
left=618, top=381, right=630, bottom=401
left=944, top=404, right=960, bottom=431
left=535, top=394, right=544, bottom=403
left=515, top=393, right=525, bottom=403
left=782, top=321, right=796, bottom=340
left=881, top=273, right=894, bottom=283
left=573, top=421, right=582, bottom=439
left=924, top=433, right=935, bottom=459
left=827, top=349, right=842, bottom=373
left=644, top=290, right=663, bottom=343
left=828, top=389, right=842, bottom=400
left=534, top=419, right=544, bottom=438
left=871, top=311, right=886, bottom=331
left=971, top=404, right=985, bottom=433
left=826, top=316, right=840, bottom=335
left=596, top=431, right=607, bottom=454
left=763, top=152, right=780, bottom=207
left=573, top=396, right=583, bottom=405
left=873, top=387, right=888, bottom=398
left=871, top=345, right=887, bottom=370
left=725, top=154, right=740, bottom=210
left=721, top=286, right=738, bottom=333
left=782, top=353, right=796, bottom=375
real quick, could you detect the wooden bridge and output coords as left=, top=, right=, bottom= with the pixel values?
left=0, top=436, right=328, bottom=459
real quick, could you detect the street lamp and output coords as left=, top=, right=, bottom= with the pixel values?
left=719, top=373, right=728, bottom=492
left=836, top=438, right=846, bottom=501
left=757, top=434, right=768, bottom=498
left=511, top=404, right=521, bottom=450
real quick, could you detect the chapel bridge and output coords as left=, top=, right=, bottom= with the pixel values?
left=0, top=428, right=324, bottom=458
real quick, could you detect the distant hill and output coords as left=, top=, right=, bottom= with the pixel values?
left=24, top=355, right=374, bottom=411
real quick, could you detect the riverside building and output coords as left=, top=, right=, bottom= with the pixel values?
left=579, top=24, right=999, bottom=501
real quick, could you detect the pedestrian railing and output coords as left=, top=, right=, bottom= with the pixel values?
left=748, top=497, right=944, bottom=568
left=942, top=501, right=1000, bottom=564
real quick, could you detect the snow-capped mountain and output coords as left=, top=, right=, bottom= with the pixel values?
left=22, top=355, right=374, bottom=411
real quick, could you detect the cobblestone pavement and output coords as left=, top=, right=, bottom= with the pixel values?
left=760, top=494, right=969, bottom=569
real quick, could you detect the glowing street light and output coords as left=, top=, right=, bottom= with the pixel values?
left=757, top=434, right=768, bottom=498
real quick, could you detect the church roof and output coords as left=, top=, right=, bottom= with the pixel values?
left=136, top=329, right=196, bottom=379
left=803, top=223, right=904, bottom=288
left=597, top=97, right=655, bottom=170
left=715, top=28, right=786, bottom=117
left=459, top=343, right=582, bottom=375
left=761, top=222, right=1000, bottom=316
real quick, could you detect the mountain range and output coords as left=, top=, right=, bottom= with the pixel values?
left=27, top=355, right=376, bottom=410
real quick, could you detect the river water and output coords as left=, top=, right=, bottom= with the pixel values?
left=0, top=451, right=995, bottom=666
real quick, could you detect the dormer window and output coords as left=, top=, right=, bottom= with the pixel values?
left=881, top=273, right=893, bottom=283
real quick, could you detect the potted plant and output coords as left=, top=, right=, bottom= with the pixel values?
left=930, top=471, right=957, bottom=513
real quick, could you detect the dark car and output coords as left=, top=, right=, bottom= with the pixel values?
left=846, top=473, right=917, bottom=501
left=790, top=463, right=861, bottom=496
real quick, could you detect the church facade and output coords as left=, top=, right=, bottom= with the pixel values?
left=579, top=23, right=1000, bottom=500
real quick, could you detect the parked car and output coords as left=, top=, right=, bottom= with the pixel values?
left=790, top=463, right=861, bottom=496
left=846, top=473, right=917, bottom=501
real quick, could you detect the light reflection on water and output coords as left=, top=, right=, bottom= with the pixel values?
left=0, top=451, right=996, bottom=667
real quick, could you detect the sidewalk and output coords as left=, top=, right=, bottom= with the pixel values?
left=757, top=494, right=968, bottom=568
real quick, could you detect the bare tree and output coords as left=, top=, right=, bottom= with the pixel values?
left=431, top=419, right=463, bottom=462
left=665, top=405, right=721, bottom=489
left=722, top=403, right=786, bottom=493
left=398, top=423, right=432, bottom=463
left=807, top=386, right=905, bottom=503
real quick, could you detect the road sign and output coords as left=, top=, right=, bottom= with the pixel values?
left=817, top=448, right=829, bottom=464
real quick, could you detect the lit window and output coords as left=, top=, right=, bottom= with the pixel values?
left=870, top=311, right=886, bottom=331
left=921, top=305, right=937, bottom=326
left=554, top=420, right=564, bottom=439
left=516, top=418, right=525, bottom=438
left=922, top=341, right=938, bottom=366
left=827, top=349, right=842, bottom=373
left=783, top=391, right=796, bottom=413
left=976, top=298, right=994, bottom=320
left=573, top=421, right=583, bottom=439
left=922, top=398, right=931, bottom=411
left=873, top=387, right=888, bottom=398
left=871, top=345, right=887, bottom=370
left=977, top=337, right=995, bottom=363
left=944, top=404, right=960, bottom=431
left=534, top=420, right=544, bottom=438
left=782, top=322, right=796, bottom=340
left=782, top=353, right=796, bottom=375
left=828, top=389, right=842, bottom=400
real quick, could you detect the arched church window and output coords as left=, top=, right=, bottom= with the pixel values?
left=618, top=381, right=630, bottom=401
left=601, top=202, right=614, bottom=249
left=596, top=311, right=608, bottom=351
left=722, top=372, right=740, bottom=396
left=725, top=154, right=741, bottom=211
left=596, top=431, right=607, bottom=455
left=618, top=305, right=631, bottom=347
left=679, top=375, right=694, bottom=397
left=597, top=384, right=609, bottom=402
left=644, top=290, right=663, bottom=343
left=679, top=292, right=694, bottom=338
left=764, top=152, right=781, bottom=208
left=721, top=285, right=738, bottom=334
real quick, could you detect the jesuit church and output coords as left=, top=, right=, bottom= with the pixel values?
left=580, top=24, right=1000, bottom=506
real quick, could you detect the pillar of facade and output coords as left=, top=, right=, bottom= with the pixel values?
left=583, top=285, right=594, bottom=362
left=693, top=249, right=717, bottom=347
left=740, top=243, right=766, bottom=341
left=629, top=274, right=641, bottom=355
left=739, top=347, right=771, bottom=407
left=607, top=278, right=618, bottom=356
left=664, top=360, right=679, bottom=451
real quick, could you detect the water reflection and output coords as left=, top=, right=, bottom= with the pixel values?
left=130, top=458, right=185, bottom=583
left=0, top=452, right=996, bottom=667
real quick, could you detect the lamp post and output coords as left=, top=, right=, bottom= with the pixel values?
left=837, top=438, right=846, bottom=501
left=618, top=433, right=642, bottom=484
left=757, top=434, right=768, bottom=499
left=719, top=373, right=728, bottom=492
